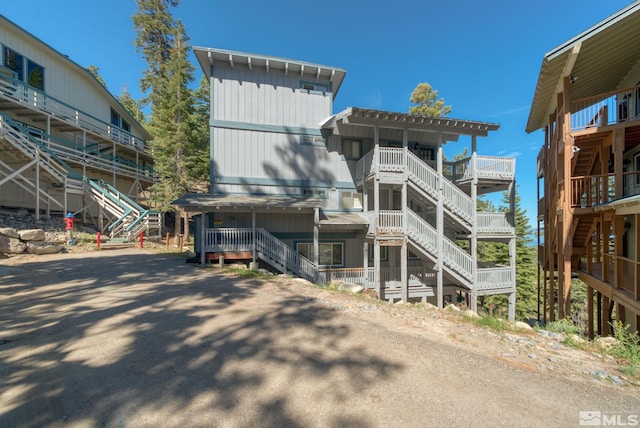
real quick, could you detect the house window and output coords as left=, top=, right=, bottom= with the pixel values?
left=342, top=191, right=363, bottom=209
left=301, top=135, right=325, bottom=145
left=302, top=188, right=327, bottom=197
left=343, top=139, right=362, bottom=160
left=300, top=81, right=329, bottom=93
left=26, top=59, right=44, bottom=90
left=297, top=242, right=343, bottom=267
left=4, top=47, right=24, bottom=81
left=110, top=108, right=121, bottom=127
left=368, top=244, right=388, bottom=261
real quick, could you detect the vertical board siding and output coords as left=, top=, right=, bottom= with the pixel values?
left=214, top=65, right=331, bottom=128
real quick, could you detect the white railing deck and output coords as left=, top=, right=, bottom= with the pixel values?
left=0, top=70, right=147, bottom=151
left=477, top=212, right=514, bottom=235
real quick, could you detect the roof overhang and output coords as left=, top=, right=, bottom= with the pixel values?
left=193, top=47, right=347, bottom=99
left=593, top=194, right=640, bottom=215
left=526, top=1, right=640, bottom=133
left=325, top=107, right=499, bottom=142
left=173, top=193, right=325, bottom=213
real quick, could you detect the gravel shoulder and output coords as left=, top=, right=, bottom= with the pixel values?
left=1, top=248, right=639, bottom=428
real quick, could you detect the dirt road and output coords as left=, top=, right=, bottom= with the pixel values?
left=1, top=249, right=639, bottom=427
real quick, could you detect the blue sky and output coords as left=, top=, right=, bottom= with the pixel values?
left=1, top=0, right=634, bottom=226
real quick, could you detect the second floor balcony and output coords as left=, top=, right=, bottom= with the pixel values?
left=570, top=84, right=640, bottom=131
left=0, top=67, right=148, bottom=152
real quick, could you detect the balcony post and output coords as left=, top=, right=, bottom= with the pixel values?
left=470, top=135, right=478, bottom=312
left=200, top=210, right=206, bottom=265
left=401, top=128, right=408, bottom=303
left=373, top=125, right=381, bottom=298
left=436, top=133, right=444, bottom=309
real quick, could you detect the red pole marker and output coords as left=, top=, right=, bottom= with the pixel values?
left=139, top=231, right=144, bottom=248
left=96, top=232, right=101, bottom=249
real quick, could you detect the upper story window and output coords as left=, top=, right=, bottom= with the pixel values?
left=111, top=108, right=121, bottom=126
left=342, top=191, right=363, bottom=210
left=4, top=47, right=24, bottom=81
left=3, top=46, right=45, bottom=91
left=343, top=139, right=362, bottom=160
left=300, top=81, right=329, bottom=94
left=27, top=60, right=44, bottom=90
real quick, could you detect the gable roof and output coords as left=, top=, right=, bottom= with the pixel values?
left=526, top=1, right=640, bottom=134
left=193, top=46, right=347, bottom=99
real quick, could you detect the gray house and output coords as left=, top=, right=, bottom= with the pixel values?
left=175, top=47, right=517, bottom=319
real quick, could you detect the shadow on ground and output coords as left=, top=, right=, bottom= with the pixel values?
left=0, top=251, right=402, bottom=427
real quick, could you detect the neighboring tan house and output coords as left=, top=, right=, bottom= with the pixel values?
left=530, top=1, right=640, bottom=336
left=175, top=47, right=517, bottom=318
left=0, top=14, right=159, bottom=240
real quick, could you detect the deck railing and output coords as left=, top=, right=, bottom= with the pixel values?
left=0, top=70, right=147, bottom=151
left=204, top=228, right=317, bottom=282
left=570, top=85, right=640, bottom=131
left=318, top=266, right=436, bottom=289
left=477, top=267, right=514, bottom=292
left=477, top=212, right=514, bottom=234
left=377, top=210, right=404, bottom=234
left=569, top=172, right=640, bottom=207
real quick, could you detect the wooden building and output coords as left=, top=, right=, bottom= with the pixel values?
left=529, top=1, right=640, bottom=335
left=176, top=47, right=517, bottom=317
left=0, top=15, right=160, bottom=240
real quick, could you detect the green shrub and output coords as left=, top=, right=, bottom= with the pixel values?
left=545, top=319, right=580, bottom=336
left=475, top=316, right=508, bottom=331
left=609, top=321, right=640, bottom=365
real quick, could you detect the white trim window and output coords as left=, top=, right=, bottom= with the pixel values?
left=297, top=242, right=343, bottom=267
left=341, top=191, right=362, bottom=209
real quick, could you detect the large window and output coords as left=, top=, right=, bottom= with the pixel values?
left=3, top=47, right=45, bottom=90
left=297, top=242, right=343, bottom=267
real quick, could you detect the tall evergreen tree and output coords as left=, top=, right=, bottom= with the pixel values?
left=133, top=0, right=196, bottom=240
left=118, top=85, right=146, bottom=124
left=185, top=75, right=210, bottom=185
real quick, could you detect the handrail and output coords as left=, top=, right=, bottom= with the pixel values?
left=570, top=84, right=640, bottom=131
left=477, top=212, right=514, bottom=234
left=0, top=113, right=77, bottom=180
left=204, top=228, right=318, bottom=282
left=0, top=71, right=148, bottom=151
left=406, top=210, right=473, bottom=283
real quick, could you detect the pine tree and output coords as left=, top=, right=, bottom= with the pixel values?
left=118, top=85, right=146, bottom=124
left=133, top=0, right=196, bottom=240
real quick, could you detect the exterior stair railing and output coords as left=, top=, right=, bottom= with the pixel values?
left=205, top=227, right=317, bottom=282
left=0, top=113, right=159, bottom=240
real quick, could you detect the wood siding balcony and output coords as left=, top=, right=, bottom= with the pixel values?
left=570, top=172, right=640, bottom=208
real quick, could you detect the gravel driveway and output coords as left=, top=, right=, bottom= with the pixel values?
left=1, top=249, right=639, bottom=427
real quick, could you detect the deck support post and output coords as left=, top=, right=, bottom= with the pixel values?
left=200, top=210, right=206, bottom=265
left=508, top=291, right=516, bottom=322
left=587, top=285, right=594, bottom=340
left=313, top=207, right=319, bottom=273
left=252, top=207, right=257, bottom=263
left=436, top=135, right=444, bottom=309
